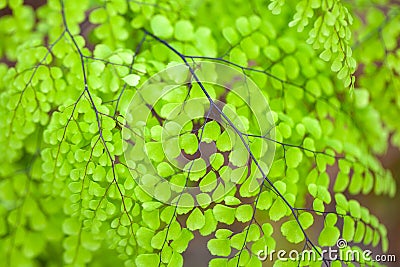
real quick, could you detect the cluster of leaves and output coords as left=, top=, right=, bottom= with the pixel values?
left=0, top=0, right=398, bottom=266
left=268, top=0, right=357, bottom=88
left=352, top=3, right=400, bottom=150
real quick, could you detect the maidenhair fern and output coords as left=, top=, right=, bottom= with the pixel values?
left=269, top=0, right=357, bottom=88
left=0, top=0, right=398, bottom=266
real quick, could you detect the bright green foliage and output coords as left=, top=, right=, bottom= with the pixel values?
left=186, top=208, right=205, bottom=230
left=122, top=74, right=140, bottom=86
left=151, top=15, right=173, bottom=38
left=0, top=0, right=398, bottom=266
left=269, top=0, right=357, bottom=88
left=213, top=204, right=236, bottom=225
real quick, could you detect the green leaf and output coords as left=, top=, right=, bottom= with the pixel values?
left=308, top=183, right=317, bottom=197
left=89, top=8, right=107, bottom=24
left=62, top=218, right=80, bottom=236
left=281, top=220, right=304, bottom=244
left=343, top=217, right=355, bottom=241
left=0, top=0, right=6, bottom=9
left=155, top=182, right=172, bottom=203
left=241, top=37, right=259, bottom=59
left=136, top=227, right=155, bottom=251
left=334, top=173, right=349, bottom=192
left=171, top=229, right=194, bottom=253
left=299, top=212, right=314, bottom=229
left=199, top=171, right=217, bottom=192
left=207, top=238, right=231, bottom=256
left=145, top=142, right=165, bottom=162
left=263, top=45, right=280, bottom=61
left=271, top=64, right=286, bottom=85
left=196, top=193, right=211, bottom=207
left=277, top=37, right=296, bottom=54
left=157, top=162, right=175, bottom=177
left=331, top=56, right=342, bottom=72
left=229, top=147, right=249, bottom=167
left=348, top=172, right=363, bottom=195
left=179, top=133, right=198, bottom=155
left=313, top=199, right=325, bottom=212
left=364, top=226, right=373, bottom=245
left=142, top=209, right=160, bottom=230
left=209, top=258, right=228, bottom=267
left=269, top=198, right=287, bottom=221
left=210, top=153, right=224, bottom=170
left=257, top=191, right=273, bottom=210
left=354, top=89, right=369, bottom=109
left=235, top=204, right=253, bottom=222
left=283, top=56, right=299, bottom=79
left=166, top=221, right=181, bottom=241
left=201, top=121, right=221, bottom=142
left=151, top=230, right=167, bottom=249
left=199, top=210, right=218, bottom=236
left=320, top=49, right=332, bottom=61
left=279, top=122, right=291, bottom=139
left=230, top=47, right=247, bottom=66
left=213, top=204, right=236, bottom=225
left=349, top=200, right=361, bottom=219
left=325, top=213, right=338, bottom=226
left=186, top=208, right=205, bottom=230
left=319, top=226, right=340, bottom=246
left=230, top=232, right=246, bottom=250
left=335, top=193, right=349, bottom=211
left=167, top=252, right=183, bottom=267
left=303, top=137, right=316, bottom=156
left=184, top=158, right=207, bottom=181
left=286, top=147, right=303, bottom=168
left=135, top=254, right=160, bottom=267
left=23, top=232, right=46, bottom=258
left=362, top=171, right=374, bottom=194
left=223, top=27, right=239, bottom=45
left=68, top=182, right=82, bottom=193
left=235, top=17, right=251, bottom=36
left=174, top=20, right=194, bottom=41
left=151, top=125, right=163, bottom=141
left=215, top=229, right=233, bottom=239
left=122, top=74, right=140, bottom=86
left=94, top=44, right=112, bottom=58
left=150, top=15, right=173, bottom=38
left=224, top=196, right=241, bottom=206
left=306, top=79, right=321, bottom=98
left=247, top=224, right=260, bottom=241
left=273, top=181, right=286, bottom=195
left=216, top=131, right=233, bottom=152
left=302, top=117, right=322, bottom=139
left=354, top=221, right=365, bottom=243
